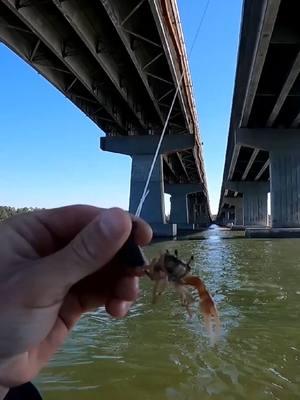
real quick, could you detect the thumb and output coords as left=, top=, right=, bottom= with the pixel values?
left=39, top=207, right=132, bottom=290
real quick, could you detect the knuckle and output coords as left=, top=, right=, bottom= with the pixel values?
left=71, top=233, right=97, bottom=266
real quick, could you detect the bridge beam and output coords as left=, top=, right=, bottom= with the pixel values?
left=51, top=0, right=148, bottom=130
left=101, top=135, right=194, bottom=237
left=101, top=134, right=194, bottom=155
left=165, top=184, right=203, bottom=229
left=266, top=51, right=300, bottom=127
left=2, top=0, right=128, bottom=134
left=99, top=0, right=165, bottom=125
left=242, top=149, right=259, bottom=180
left=226, top=181, right=269, bottom=227
left=237, top=128, right=300, bottom=228
left=241, top=0, right=281, bottom=126
left=236, top=128, right=300, bottom=151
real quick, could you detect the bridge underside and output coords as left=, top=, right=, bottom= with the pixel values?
left=219, top=0, right=300, bottom=236
left=0, top=0, right=210, bottom=235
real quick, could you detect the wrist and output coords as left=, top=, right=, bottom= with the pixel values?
left=0, top=386, right=8, bottom=400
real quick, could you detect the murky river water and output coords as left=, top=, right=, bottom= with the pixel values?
left=36, top=226, right=300, bottom=399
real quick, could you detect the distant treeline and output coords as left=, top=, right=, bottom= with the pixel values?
left=0, top=206, right=41, bottom=222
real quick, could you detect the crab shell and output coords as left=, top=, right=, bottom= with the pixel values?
left=163, top=253, right=191, bottom=282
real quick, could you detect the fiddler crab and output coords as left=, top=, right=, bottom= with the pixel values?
left=117, top=229, right=220, bottom=337
left=144, top=249, right=220, bottom=337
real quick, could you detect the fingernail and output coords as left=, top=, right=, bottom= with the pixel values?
left=99, top=208, right=128, bottom=238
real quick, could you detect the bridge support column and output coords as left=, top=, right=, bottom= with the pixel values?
left=270, top=149, right=300, bottom=228
left=226, top=181, right=269, bottom=227
left=129, top=154, right=165, bottom=224
left=187, top=196, right=195, bottom=226
left=244, top=189, right=268, bottom=227
left=100, top=134, right=194, bottom=237
left=165, top=184, right=203, bottom=230
left=221, top=207, right=234, bottom=227
left=193, top=200, right=210, bottom=227
left=237, top=128, right=300, bottom=236
left=227, top=207, right=235, bottom=224
left=219, top=209, right=226, bottom=226
left=226, top=197, right=244, bottom=226
left=235, top=206, right=244, bottom=226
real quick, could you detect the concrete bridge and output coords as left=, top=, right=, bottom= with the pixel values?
left=0, top=0, right=210, bottom=236
left=218, top=0, right=300, bottom=237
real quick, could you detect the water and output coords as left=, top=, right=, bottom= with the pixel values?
left=36, top=226, right=300, bottom=399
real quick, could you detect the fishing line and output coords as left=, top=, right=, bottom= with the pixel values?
left=135, top=0, right=211, bottom=217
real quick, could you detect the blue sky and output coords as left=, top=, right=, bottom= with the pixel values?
left=0, top=0, right=243, bottom=214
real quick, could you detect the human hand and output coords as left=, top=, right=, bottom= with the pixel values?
left=0, top=206, right=152, bottom=391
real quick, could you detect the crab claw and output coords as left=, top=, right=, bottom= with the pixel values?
left=183, top=275, right=221, bottom=337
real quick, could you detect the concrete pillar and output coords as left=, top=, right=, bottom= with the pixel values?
left=169, top=194, right=188, bottom=224
left=218, top=207, right=230, bottom=225
left=129, top=155, right=165, bottom=222
left=188, top=195, right=195, bottom=224
left=235, top=205, right=244, bottom=226
left=227, top=207, right=235, bottom=223
left=236, top=128, right=300, bottom=230
left=243, top=189, right=267, bottom=227
left=219, top=210, right=226, bottom=225
left=223, top=208, right=233, bottom=225
left=226, top=181, right=269, bottom=227
left=270, top=149, right=300, bottom=227
left=185, top=194, right=210, bottom=227
left=195, top=202, right=210, bottom=226
left=226, top=197, right=244, bottom=226
left=165, top=183, right=203, bottom=230
left=101, top=134, right=194, bottom=237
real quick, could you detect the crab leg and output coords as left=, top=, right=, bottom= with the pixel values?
left=152, top=276, right=168, bottom=303
left=182, top=275, right=220, bottom=336
left=174, top=283, right=194, bottom=317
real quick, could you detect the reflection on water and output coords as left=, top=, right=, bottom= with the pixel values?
left=37, top=227, right=300, bottom=399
